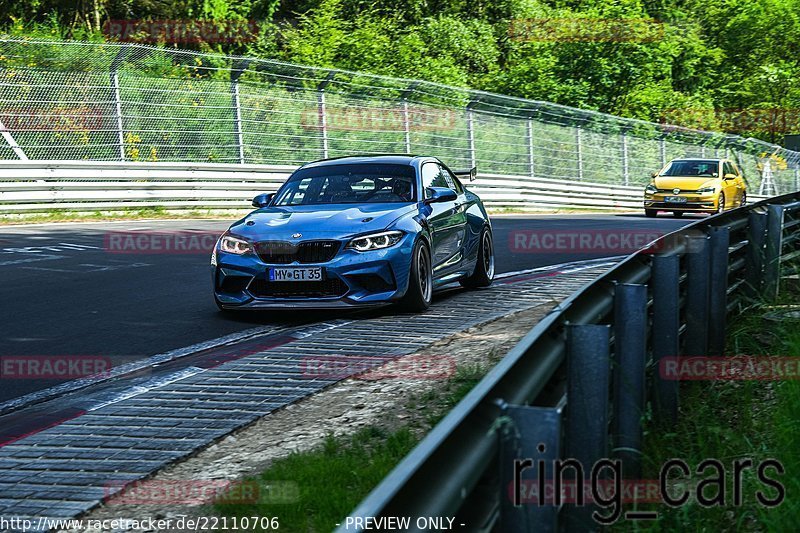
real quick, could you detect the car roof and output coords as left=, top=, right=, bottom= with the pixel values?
left=670, top=158, right=726, bottom=162
left=300, top=154, right=429, bottom=168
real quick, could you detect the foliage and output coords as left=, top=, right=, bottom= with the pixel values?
left=1, top=0, right=799, bottom=141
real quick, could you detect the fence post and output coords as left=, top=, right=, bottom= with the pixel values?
left=795, top=168, right=799, bottom=191
left=317, top=71, right=336, bottom=160
left=402, top=99, right=411, bottom=154
left=527, top=118, right=535, bottom=178
left=685, top=234, right=710, bottom=357
left=621, top=131, right=630, bottom=186
left=110, top=46, right=130, bottom=162
left=399, top=82, right=418, bottom=155
left=659, top=136, right=666, bottom=168
left=764, top=204, right=785, bottom=300
left=575, top=126, right=584, bottom=181
left=707, top=227, right=730, bottom=356
left=612, top=283, right=647, bottom=478
left=565, top=324, right=610, bottom=532
left=230, top=62, right=248, bottom=165
left=467, top=104, right=477, bottom=169
left=652, top=253, right=680, bottom=422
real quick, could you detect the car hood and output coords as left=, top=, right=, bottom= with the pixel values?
left=228, top=203, right=417, bottom=241
left=654, top=177, right=720, bottom=190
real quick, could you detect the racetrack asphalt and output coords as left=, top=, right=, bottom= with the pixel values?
left=0, top=213, right=694, bottom=402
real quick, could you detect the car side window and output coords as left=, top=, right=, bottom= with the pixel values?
left=421, top=162, right=449, bottom=198
left=723, top=162, right=733, bottom=176
left=438, top=165, right=463, bottom=192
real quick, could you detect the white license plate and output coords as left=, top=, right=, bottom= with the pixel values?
left=269, top=267, right=323, bottom=282
left=665, top=196, right=687, bottom=203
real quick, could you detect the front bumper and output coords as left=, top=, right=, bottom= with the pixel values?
left=213, top=235, right=415, bottom=310
left=644, top=194, right=717, bottom=212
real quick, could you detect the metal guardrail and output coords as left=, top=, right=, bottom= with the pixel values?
left=339, top=191, right=800, bottom=532
left=1, top=39, right=799, bottom=195
left=0, top=161, right=770, bottom=213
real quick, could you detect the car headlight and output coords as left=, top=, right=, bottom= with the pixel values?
left=219, top=235, right=252, bottom=255
left=645, top=184, right=657, bottom=195
left=697, top=187, right=716, bottom=194
left=346, top=230, right=403, bottom=252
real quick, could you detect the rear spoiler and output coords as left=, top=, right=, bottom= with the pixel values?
left=453, top=166, right=477, bottom=182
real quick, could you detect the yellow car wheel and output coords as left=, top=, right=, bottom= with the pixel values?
left=717, top=192, right=726, bottom=214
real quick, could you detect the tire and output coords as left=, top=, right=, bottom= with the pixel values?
left=717, top=193, right=726, bottom=214
left=400, top=239, right=433, bottom=312
left=740, top=191, right=747, bottom=207
left=461, top=228, right=495, bottom=289
left=645, top=209, right=657, bottom=218
left=672, top=211, right=684, bottom=218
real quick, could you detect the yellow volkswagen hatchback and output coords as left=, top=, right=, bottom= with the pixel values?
left=643, top=158, right=747, bottom=218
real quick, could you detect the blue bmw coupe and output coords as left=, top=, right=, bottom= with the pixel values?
left=212, top=155, right=494, bottom=312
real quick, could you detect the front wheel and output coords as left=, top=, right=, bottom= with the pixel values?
left=740, top=191, right=747, bottom=207
left=461, top=228, right=495, bottom=289
left=717, top=192, right=726, bottom=214
left=400, top=240, right=433, bottom=312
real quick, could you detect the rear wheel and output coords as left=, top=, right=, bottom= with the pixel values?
left=672, top=211, right=684, bottom=218
left=400, top=240, right=432, bottom=312
left=645, top=209, right=657, bottom=218
left=461, top=228, right=494, bottom=289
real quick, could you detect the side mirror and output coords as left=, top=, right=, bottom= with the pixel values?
left=724, top=173, right=737, bottom=180
left=252, top=193, right=274, bottom=208
left=650, top=171, right=659, bottom=178
left=424, top=187, right=458, bottom=204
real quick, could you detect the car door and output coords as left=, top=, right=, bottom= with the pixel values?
left=729, top=161, right=746, bottom=205
left=420, top=162, right=464, bottom=276
left=723, top=161, right=743, bottom=206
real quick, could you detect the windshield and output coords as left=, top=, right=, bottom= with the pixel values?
left=660, top=160, right=720, bottom=177
left=273, top=163, right=416, bottom=206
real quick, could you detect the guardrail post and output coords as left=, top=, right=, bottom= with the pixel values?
left=621, top=131, right=630, bottom=186
left=565, top=324, right=610, bottom=532
left=612, top=284, right=647, bottom=478
left=685, top=234, right=710, bottom=357
left=745, top=211, right=767, bottom=296
left=527, top=119, right=535, bottom=178
left=652, top=254, right=680, bottom=422
left=575, top=126, right=583, bottom=181
left=467, top=104, right=477, bottom=169
left=707, top=227, right=730, bottom=356
left=500, top=402, right=562, bottom=532
left=764, top=204, right=785, bottom=300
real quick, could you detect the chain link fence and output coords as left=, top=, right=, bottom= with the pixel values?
left=1, top=38, right=799, bottom=194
